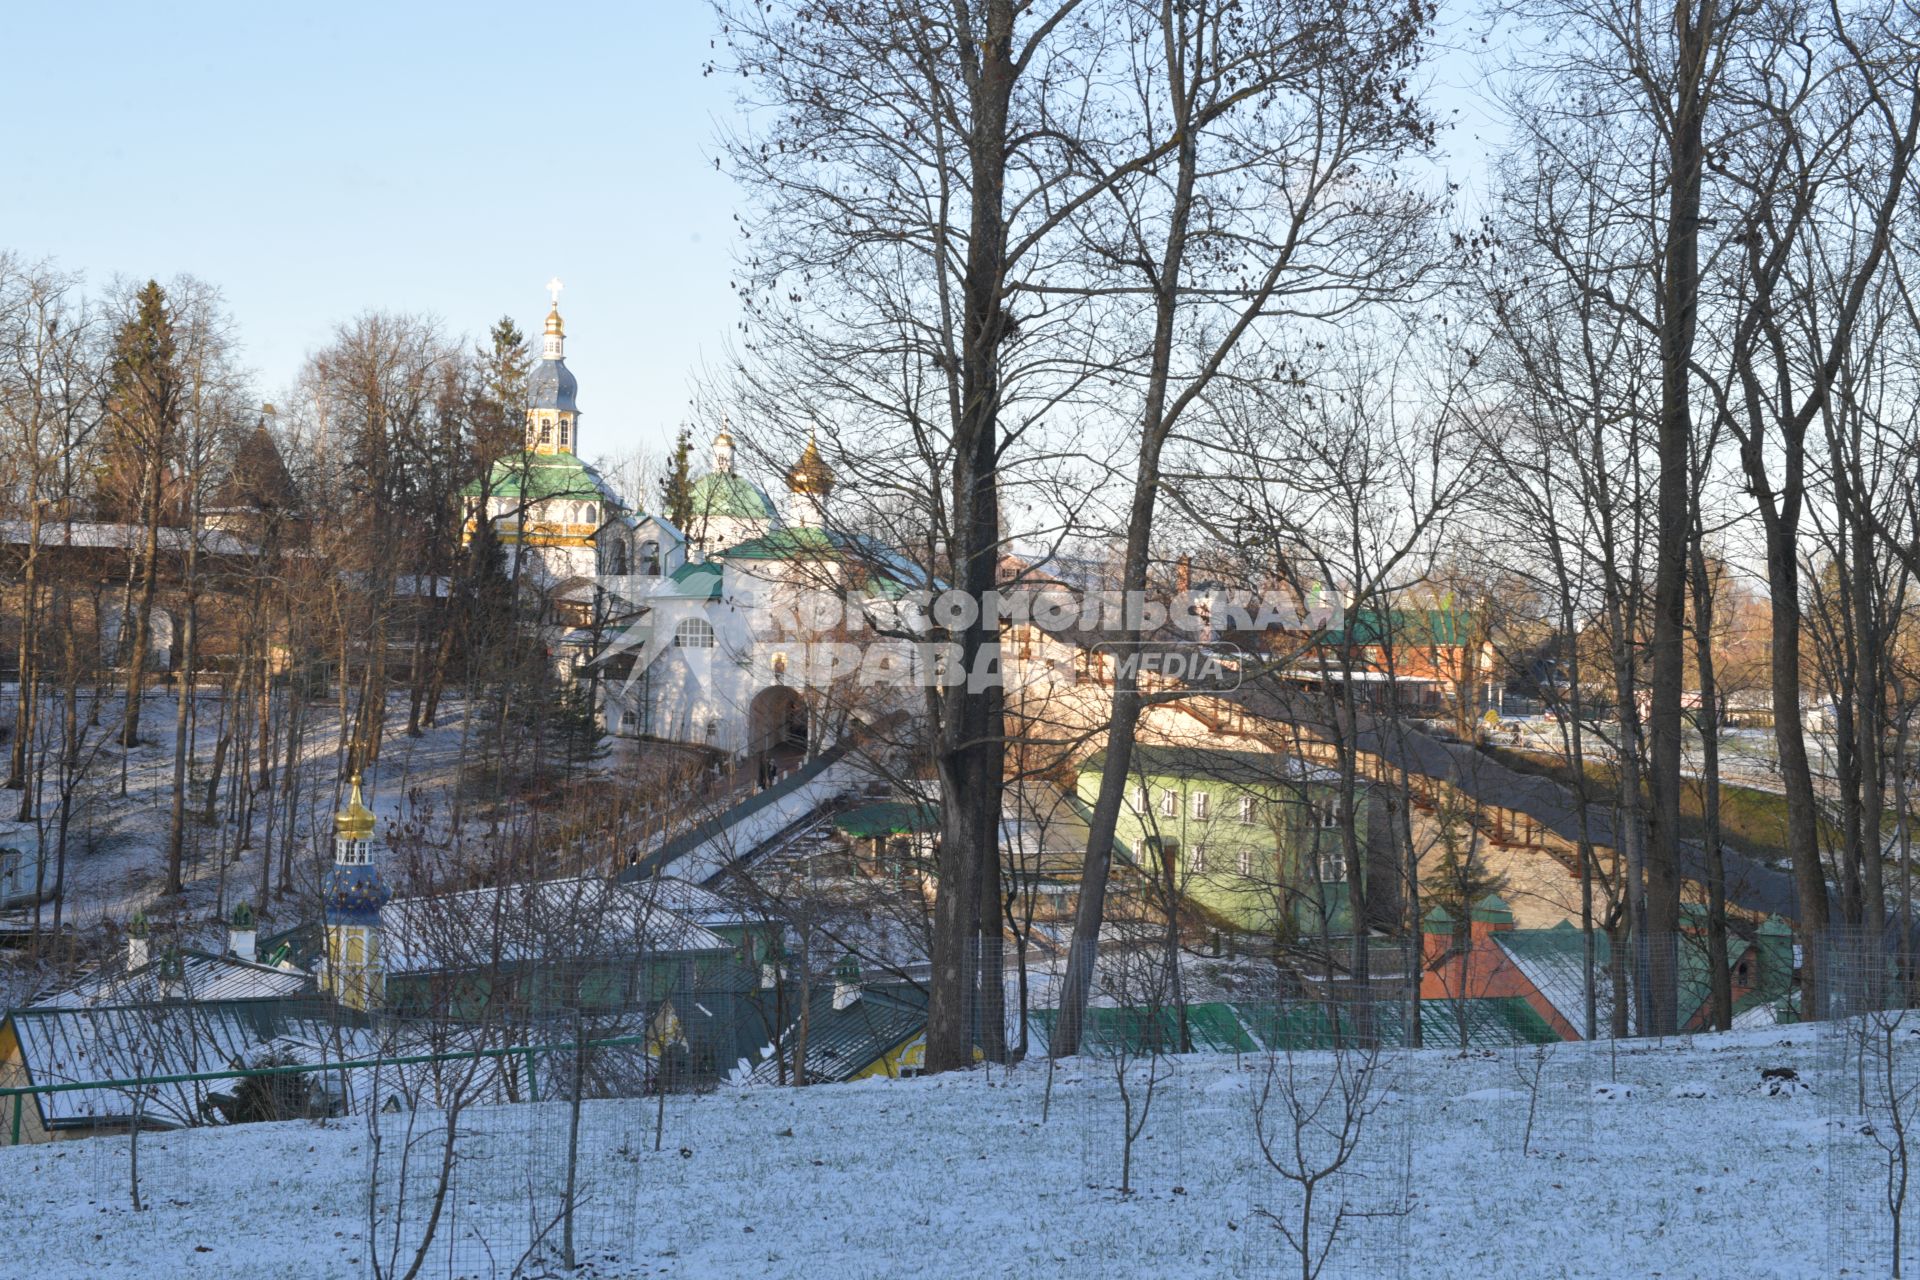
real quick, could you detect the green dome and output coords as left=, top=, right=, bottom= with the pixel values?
left=690, top=471, right=775, bottom=520
left=464, top=451, right=624, bottom=506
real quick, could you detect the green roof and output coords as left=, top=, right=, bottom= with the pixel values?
left=660, top=561, right=723, bottom=600
left=1031, top=997, right=1557, bottom=1056
left=1491, top=918, right=1794, bottom=1032
left=723, top=526, right=851, bottom=560
left=1426, top=894, right=1515, bottom=926
left=690, top=471, right=776, bottom=520
left=834, top=801, right=940, bottom=839
left=464, top=451, right=625, bottom=505
left=1322, top=608, right=1475, bottom=647
left=1081, top=744, right=1334, bottom=788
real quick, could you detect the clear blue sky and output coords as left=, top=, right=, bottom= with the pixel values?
left=3, top=4, right=1505, bottom=468
left=1, top=1, right=740, bottom=461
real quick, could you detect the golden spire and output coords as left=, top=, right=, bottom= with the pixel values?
left=335, top=773, right=376, bottom=841
left=786, top=431, right=834, bottom=495
left=542, top=277, right=566, bottom=359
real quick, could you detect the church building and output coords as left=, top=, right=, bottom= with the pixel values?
left=462, top=281, right=635, bottom=616
left=604, top=427, right=923, bottom=772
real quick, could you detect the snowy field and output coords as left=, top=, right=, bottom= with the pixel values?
left=0, top=1023, right=1895, bottom=1278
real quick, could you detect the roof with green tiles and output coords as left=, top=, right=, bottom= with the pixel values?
left=1321, top=608, right=1477, bottom=647
left=464, top=451, right=628, bottom=507
left=689, top=471, right=776, bottom=520
left=1492, top=917, right=1794, bottom=1035
left=723, top=527, right=854, bottom=560
left=659, top=561, right=724, bottom=600
left=1425, top=895, right=1516, bottom=926
left=744, top=981, right=927, bottom=1084
left=718, top=528, right=929, bottom=595
left=834, top=801, right=940, bottom=839
left=1081, top=744, right=1339, bottom=789
left=1028, top=996, right=1557, bottom=1056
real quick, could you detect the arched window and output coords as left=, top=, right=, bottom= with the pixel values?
left=559, top=419, right=570, bottom=447
left=674, top=618, right=716, bottom=649
left=583, top=503, right=597, bottom=525
left=641, top=541, right=660, bottom=575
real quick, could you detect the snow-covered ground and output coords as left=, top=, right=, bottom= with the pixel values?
left=0, top=1024, right=1894, bottom=1278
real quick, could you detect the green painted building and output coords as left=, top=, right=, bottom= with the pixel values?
left=1076, top=744, right=1393, bottom=940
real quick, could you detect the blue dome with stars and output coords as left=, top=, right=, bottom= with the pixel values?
left=324, top=861, right=391, bottom=927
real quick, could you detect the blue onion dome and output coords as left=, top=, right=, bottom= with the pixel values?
left=326, top=775, right=390, bottom=925
left=323, top=862, right=392, bottom=926
left=528, top=355, right=579, bottom=414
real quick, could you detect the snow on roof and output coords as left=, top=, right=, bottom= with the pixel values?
left=381, top=877, right=732, bottom=976
left=0, top=519, right=257, bottom=558
left=1494, top=925, right=1609, bottom=1036
left=31, top=950, right=313, bottom=1009
left=640, top=877, right=755, bottom=929
left=742, top=983, right=925, bottom=1085
left=4, top=1000, right=373, bottom=1129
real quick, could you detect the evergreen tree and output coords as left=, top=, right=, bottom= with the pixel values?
left=102, top=281, right=183, bottom=747
left=472, top=316, right=531, bottom=468
left=658, top=426, right=695, bottom=528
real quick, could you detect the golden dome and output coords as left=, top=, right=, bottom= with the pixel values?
left=544, top=306, right=565, bottom=338
left=335, top=774, right=376, bottom=840
left=786, top=436, right=834, bottom=495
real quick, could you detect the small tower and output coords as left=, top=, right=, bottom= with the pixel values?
left=784, top=433, right=834, bottom=528
left=228, top=900, right=257, bottom=964
left=323, top=774, right=392, bottom=1011
left=525, top=278, right=581, bottom=456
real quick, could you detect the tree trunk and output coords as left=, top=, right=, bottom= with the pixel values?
left=1642, top=0, right=1716, bottom=1040
left=924, top=0, right=1016, bottom=1074
left=1689, top=535, right=1730, bottom=1029
left=120, top=459, right=165, bottom=748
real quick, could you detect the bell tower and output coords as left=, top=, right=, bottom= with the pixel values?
left=525, top=278, right=581, bottom=456
left=323, top=774, right=392, bottom=1011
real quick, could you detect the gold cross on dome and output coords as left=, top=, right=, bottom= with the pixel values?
left=547, top=277, right=564, bottom=305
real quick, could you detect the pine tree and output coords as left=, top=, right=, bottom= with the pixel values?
left=658, top=426, right=695, bottom=528
left=103, top=281, right=183, bottom=748
left=473, top=316, right=531, bottom=466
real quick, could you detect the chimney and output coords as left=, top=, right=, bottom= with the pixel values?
left=127, top=910, right=151, bottom=971
left=229, top=901, right=258, bottom=964
left=157, top=949, right=187, bottom=1001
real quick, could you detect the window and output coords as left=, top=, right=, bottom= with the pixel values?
left=540, top=418, right=553, bottom=444
left=337, top=837, right=370, bottom=866
left=583, top=503, right=597, bottom=525
left=1189, top=844, right=1208, bottom=874
left=1237, top=847, right=1253, bottom=878
left=1313, top=796, right=1343, bottom=830
left=1318, top=849, right=1348, bottom=882
left=1191, top=792, right=1211, bottom=821
left=1160, top=789, right=1178, bottom=818
left=1239, top=795, right=1258, bottom=825
left=675, top=618, right=716, bottom=649
left=559, top=419, right=570, bottom=447
left=1131, top=786, right=1146, bottom=813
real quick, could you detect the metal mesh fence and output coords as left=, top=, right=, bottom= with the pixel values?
left=1823, top=927, right=1920, bottom=1278
left=0, top=915, right=1861, bottom=1276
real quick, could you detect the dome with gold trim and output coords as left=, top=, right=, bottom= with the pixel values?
left=335, top=775, right=377, bottom=840
left=786, top=437, right=834, bottom=495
